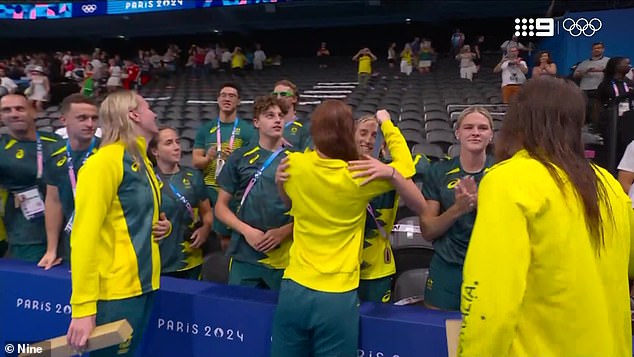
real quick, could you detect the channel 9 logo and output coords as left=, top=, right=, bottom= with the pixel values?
left=514, top=17, right=603, bottom=37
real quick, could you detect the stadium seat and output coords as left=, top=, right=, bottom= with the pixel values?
left=392, top=268, right=429, bottom=303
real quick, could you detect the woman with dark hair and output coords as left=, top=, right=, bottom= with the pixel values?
left=597, top=57, right=634, bottom=166
left=271, top=102, right=424, bottom=356
left=532, top=50, right=557, bottom=78
left=148, top=127, right=213, bottom=279
left=459, top=76, right=634, bottom=357
left=597, top=56, right=633, bottom=112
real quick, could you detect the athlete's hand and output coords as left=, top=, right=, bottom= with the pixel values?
left=189, top=225, right=210, bottom=249
left=275, top=157, right=290, bottom=184
left=153, top=212, right=172, bottom=241
left=243, top=226, right=265, bottom=249
left=206, top=144, right=218, bottom=160
left=376, top=109, right=390, bottom=124
left=222, top=147, right=233, bottom=159
left=37, top=250, right=62, bottom=270
left=349, top=155, right=394, bottom=186
left=256, top=227, right=288, bottom=252
left=67, top=315, right=96, bottom=354
left=453, top=176, right=477, bottom=214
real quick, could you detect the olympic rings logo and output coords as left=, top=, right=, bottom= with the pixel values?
left=81, top=4, right=98, bottom=13
left=562, top=17, right=602, bottom=37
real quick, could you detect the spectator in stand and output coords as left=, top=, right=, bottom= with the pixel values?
left=231, top=47, right=247, bottom=77
left=253, top=43, right=266, bottom=71
left=532, top=50, right=557, bottom=78
left=204, top=46, right=218, bottom=74
left=574, top=42, right=610, bottom=124
left=500, top=35, right=528, bottom=56
left=450, top=29, right=465, bottom=56
left=317, top=42, right=330, bottom=69
left=352, top=48, right=377, bottom=88
left=418, top=41, right=434, bottom=74
left=106, top=58, right=123, bottom=93
left=0, top=68, right=17, bottom=98
left=26, top=66, right=49, bottom=112
left=400, top=43, right=413, bottom=76
left=456, top=45, right=477, bottom=81
left=221, top=48, right=232, bottom=73
left=387, top=42, right=397, bottom=70
left=122, top=59, right=140, bottom=90
left=472, top=35, right=485, bottom=73
left=494, top=46, right=528, bottom=103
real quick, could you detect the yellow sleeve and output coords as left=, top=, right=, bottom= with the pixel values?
left=358, top=119, right=416, bottom=197
left=459, top=169, right=532, bottom=357
left=382, top=120, right=415, bottom=178
left=69, top=151, right=122, bottom=318
left=628, top=206, right=634, bottom=279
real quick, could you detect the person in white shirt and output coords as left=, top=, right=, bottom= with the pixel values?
left=574, top=42, right=610, bottom=124
left=493, top=46, right=528, bottom=103
left=617, top=140, right=634, bottom=207
left=0, top=68, right=17, bottom=97
left=221, top=49, right=232, bottom=72
left=253, top=43, right=266, bottom=71
left=456, top=45, right=477, bottom=81
left=204, top=47, right=218, bottom=73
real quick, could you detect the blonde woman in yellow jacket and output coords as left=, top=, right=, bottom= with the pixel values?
left=272, top=102, right=425, bottom=357
left=459, top=76, right=634, bottom=357
left=66, top=90, right=167, bottom=356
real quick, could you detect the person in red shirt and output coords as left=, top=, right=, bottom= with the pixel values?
left=122, top=59, right=140, bottom=90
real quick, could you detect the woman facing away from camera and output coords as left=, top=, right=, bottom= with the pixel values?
left=271, top=101, right=425, bottom=357
left=459, top=76, right=634, bottom=357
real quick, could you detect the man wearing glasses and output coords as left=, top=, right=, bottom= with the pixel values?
left=272, top=80, right=312, bottom=151
left=193, top=83, right=255, bottom=250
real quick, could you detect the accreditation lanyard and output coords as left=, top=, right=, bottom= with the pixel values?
left=66, top=137, right=96, bottom=196
left=240, top=147, right=284, bottom=207
left=216, top=117, right=240, bottom=153
left=156, top=173, right=195, bottom=221
left=367, top=204, right=388, bottom=238
left=613, top=80, right=631, bottom=98
left=35, top=133, right=43, bottom=179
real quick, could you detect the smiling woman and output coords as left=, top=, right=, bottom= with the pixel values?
left=419, top=105, right=495, bottom=311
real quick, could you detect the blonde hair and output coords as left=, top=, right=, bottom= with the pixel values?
left=355, top=114, right=379, bottom=126
left=100, top=90, right=145, bottom=166
left=456, top=105, right=494, bottom=129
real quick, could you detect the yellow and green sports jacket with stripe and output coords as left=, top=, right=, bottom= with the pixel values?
left=70, top=137, right=161, bottom=318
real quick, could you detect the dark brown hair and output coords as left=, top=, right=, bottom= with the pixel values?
left=535, top=50, right=553, bottom=65
left=310, top=100, right=358, bottom=162
left=217, top=82, right=241, bottom=98
left=60, top=93, right=98, bottom=115
left=495, top=76, right=612, bottom=253
left=147, top=126, right=178, bottom=166
left=253, top=95, right=283, bottom=120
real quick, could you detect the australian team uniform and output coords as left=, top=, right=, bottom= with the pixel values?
left=359, top=154, right=430, bottom=303
left=271, top=119, right=415, bottom=357
left=156, top=167, right=208, bottom=279
left=217, top=144, right=293, bottom=290
left=0, top=132, right=61, bottom=261
left=421, top=155, right=494, bottom=310
left=70, top=137, right=161, bottom=357
left=193, top=117, right=255, bottom=236
left=43, top=137, right=100, bottom=262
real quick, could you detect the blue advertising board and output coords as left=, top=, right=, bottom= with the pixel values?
left=0, top=259, right=459, bottom=357
left=107, top=0, right=196, bottom=15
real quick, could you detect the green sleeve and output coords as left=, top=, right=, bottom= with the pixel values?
left=193, top=123, right=210, bottom=149
left=422, top=162, right=440, bottom=201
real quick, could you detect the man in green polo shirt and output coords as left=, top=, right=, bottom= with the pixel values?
left=193, top=82, right=255, bottom=250
left=0, top=94, right=62, bottom=262
left=40, top=94, right=100, bottom=269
